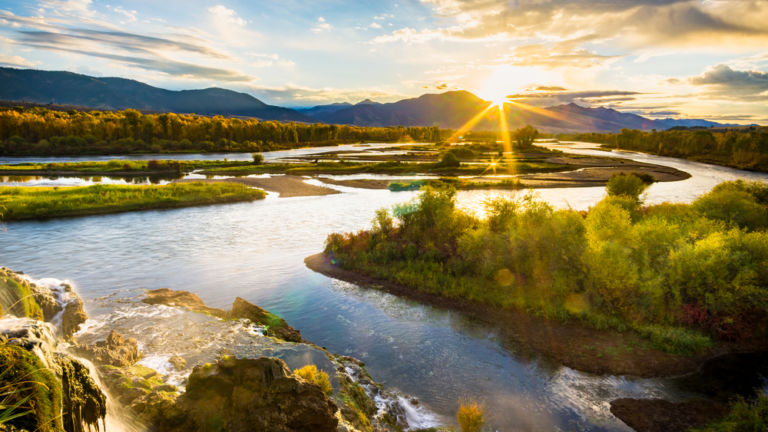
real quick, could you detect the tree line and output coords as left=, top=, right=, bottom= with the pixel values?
left=0, top=107, right=444, bottom=156
left=559, top=127, right=768, bottom=172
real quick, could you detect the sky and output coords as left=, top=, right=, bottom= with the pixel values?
left=0, top=0, right=767, bottom=123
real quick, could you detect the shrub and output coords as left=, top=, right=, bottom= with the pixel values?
left=457, top=401, right=485, bottom=432
left=606, top=173, right=650, bottom=200
left=437, top=151, right=461, bottom=168
left=293, top=364, right=332, bottom=395
left=252, top=153, right=264, bottom=164
left=693, top=395, right=768, bottom=432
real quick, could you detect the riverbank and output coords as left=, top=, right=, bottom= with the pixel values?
left=0, top=159, right=255, bottom=177
left=0, top=182, right=266, bottom=220
left=306, top=179, right=768, bottom=377
left=175, top=175, right=339, bottom=197
left=305, top=253, right=714, bottom=378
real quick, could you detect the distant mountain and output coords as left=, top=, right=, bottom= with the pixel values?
left=307, top=91, right=492, bottom=129
left=0, top=67, right=309, bottom=121
left=296, top=102, right=352, bottom=117
left=0, top=67, right=738, bottom=132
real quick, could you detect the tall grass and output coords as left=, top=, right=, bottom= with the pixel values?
left=0, top=182, right=265, bottom=221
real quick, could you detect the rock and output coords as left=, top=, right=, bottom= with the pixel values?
left=228, top=297, right=303, bottom=342
left=141, top=289, right=302, bottom=342
left=0, top=267, right=87, bottom=340
left=0, top=317, right=106, bottom=432
left=163, top=356, right=339, bottom=432
left=142, top=288, right=226, bottom=317
left=60, top=298, right=87, bottom=340
left=169, top=355, right=187, bottom=371
left=74, top=330, right=139, bottom=367
left=97, top=363, right=180, bottom=425
left=610, top=398, right=729, bottom=432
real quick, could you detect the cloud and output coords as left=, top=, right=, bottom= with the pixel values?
left=508, top=89, right=642, bottom=106
left=250, top=84, right=405, bottom=106
left=111, top=6, right=137, bottom=23
left=0, top=54, right=37, bottom=68
left=18, top=41, right=254, bottom=81
left=312, top=17, right=332, bottom=33
left=16, top=28, right=229, bottom=59
left=369, top=22, right=382, bottom=29
left=208, top=5, right=246, bottom=27
left=376, top=0, right=768, bottom=51
left=690, top=64, right=768, bottom=91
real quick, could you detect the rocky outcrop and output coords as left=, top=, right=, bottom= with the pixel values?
left=0, top=267, right=87, bottom=340
left=98, top=363, right=181, bottom=426
left=0, top=318, right=106, bottom=432
left=73, top=330, right=139, bottom=367
left=143, top=289, right=303, bottom=342
left=228, top=297, right=303, bottom=342
left=610, top=398, right=728, bottom=432
left=159, top=356, right=339, bottom=432
left=142, top=288, right=226, bottom=318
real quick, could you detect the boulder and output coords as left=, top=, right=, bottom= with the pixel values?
left=165, top=356, right=339, bottom=432
left=228, top=297, right=303, bottom=342
left=142, top=288, right=226, bottom=318
left=74, top=330, right=140, bottom=367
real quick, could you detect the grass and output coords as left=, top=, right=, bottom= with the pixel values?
left=0, top=159, right=254, bottom=174
left=201, top=160, right=570, bottom=176
left=0, top=344, right=62, bottom=432
left=693, top=396, right=768, bottom=432
left=0, top=182, right=266, bottom=221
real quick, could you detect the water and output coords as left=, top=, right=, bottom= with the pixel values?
left=1, top=143, right=767, bottom=431
left=0, top=142, right=425, bottom=165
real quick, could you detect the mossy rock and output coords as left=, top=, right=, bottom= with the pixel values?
left=228, top=297, right=302, bottom=342
left=0, top=344, right=62, bottom=432
left=0, top=269, right=44, bottom=320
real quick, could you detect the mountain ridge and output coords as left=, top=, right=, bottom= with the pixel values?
left=0, top=67, right=742, bottom=132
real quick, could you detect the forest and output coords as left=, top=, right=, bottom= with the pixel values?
left=559, top=128, right=768, bottom=172
left=324, top=176, right=768, bottom=354
left=0, top=106, right=444, bottom=156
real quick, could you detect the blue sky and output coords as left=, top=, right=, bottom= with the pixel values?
left=1, top=0, right=767, bottom=123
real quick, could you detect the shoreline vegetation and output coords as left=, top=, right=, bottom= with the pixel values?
left=307, top=176, right=768, bottom=377
left=559, top=127, right=768, bottom=173
left=0, top=182, right=266, bottom=220
left=0, top=106, right=442, bottom=156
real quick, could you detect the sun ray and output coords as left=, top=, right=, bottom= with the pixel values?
left=445, top=102, right=495, bottom=144
left=497, top=102, right=515, bottom=175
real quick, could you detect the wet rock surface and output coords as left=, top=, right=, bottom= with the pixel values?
left=142, top=288, right=227, bottom=318
left=164, top=356, right=339, bottom=432
left=143, top=288, right=303, bottom=342
left=74, top=329, right=140, bottom=367
left=228, top=296, right=303, bottom=342
left=0, top=318, right=106, bottom=432
left=610, top=398, right=728, bottom=432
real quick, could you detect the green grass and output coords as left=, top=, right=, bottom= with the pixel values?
left=0, top=159, right=254, bottom=174
left=692, top=396, right=768, bottom=432
left=201, top=160, right=570, bottom=176
left=0, top=182, right=266, bottom=221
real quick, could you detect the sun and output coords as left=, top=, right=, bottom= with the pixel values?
left=477, top=65, right=552, bottom=106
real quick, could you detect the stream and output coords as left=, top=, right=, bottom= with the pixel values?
left=1, top=142, right=767, bottom=431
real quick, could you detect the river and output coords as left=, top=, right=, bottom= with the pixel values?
left=1, top=142, right=767, bottom=431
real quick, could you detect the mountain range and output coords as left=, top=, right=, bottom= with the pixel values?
left=0, top=67, right=737, bottom=132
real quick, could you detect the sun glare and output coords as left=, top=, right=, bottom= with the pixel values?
left=477, top=65, right=553, bottom=106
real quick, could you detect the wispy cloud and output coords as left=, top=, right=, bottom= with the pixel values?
left=312, top=17, right=332, bottom=33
